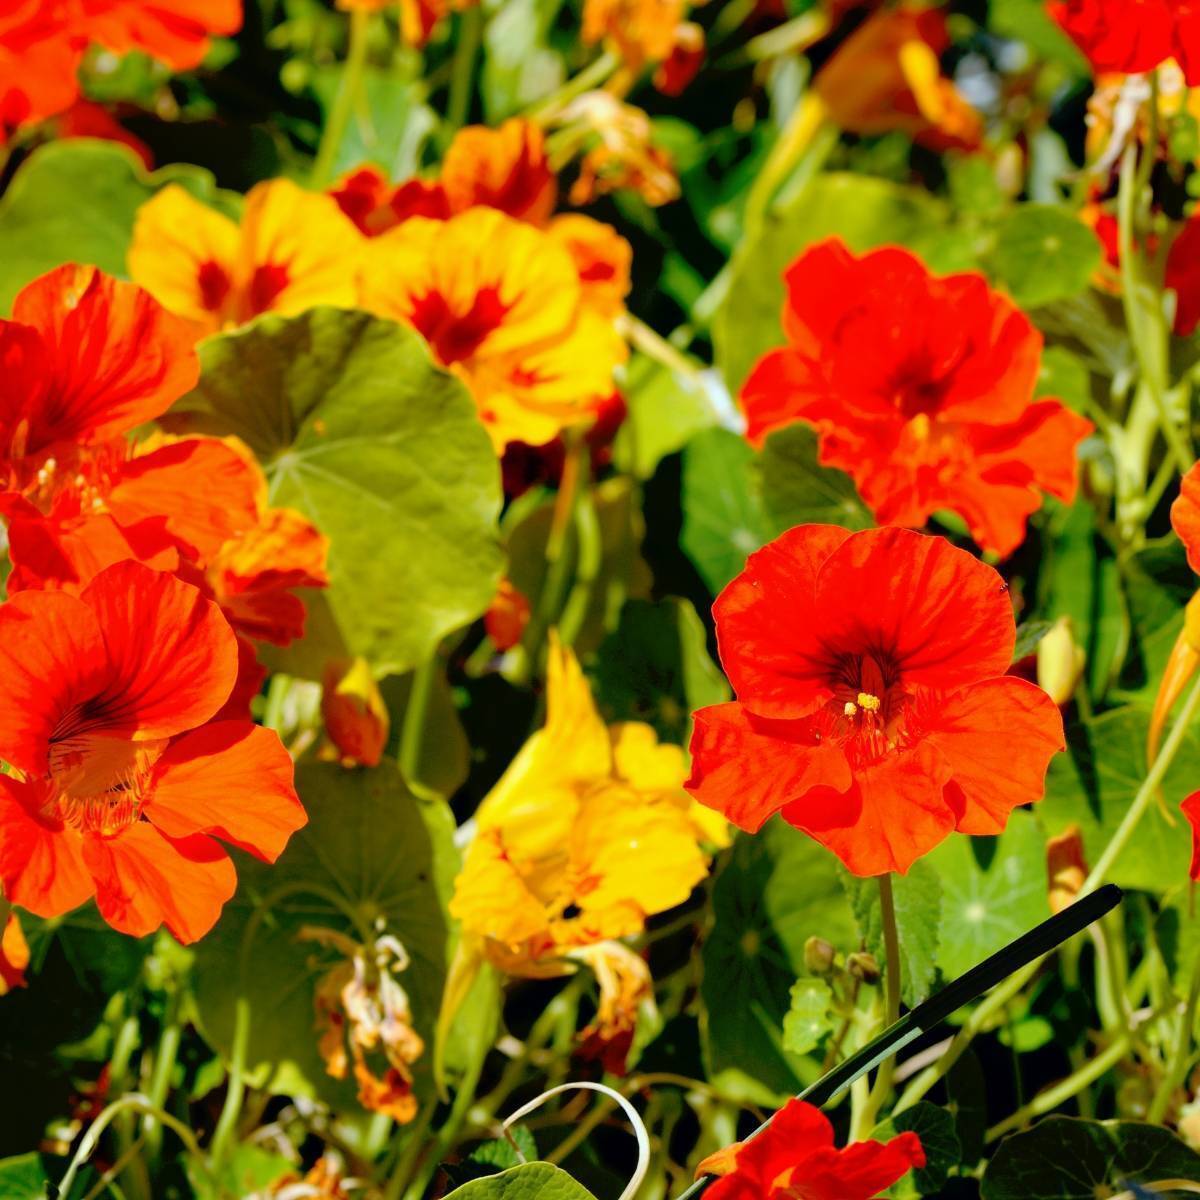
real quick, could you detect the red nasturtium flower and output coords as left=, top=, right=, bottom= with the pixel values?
left=1049, top=0, right=1200, bottom=82
left=69, top=0, right=243, bottom=70
left=0, top=3, right=82, bottom=135
left=742, top=238, right=1093, bottom=558
left=0, top=561, right=305, bottom=943
left=686, top=525, right=1065, bottom=876
left=696, top=1099, right=925, bottom=1200
left=1169, top=462, right=1200, bottom=879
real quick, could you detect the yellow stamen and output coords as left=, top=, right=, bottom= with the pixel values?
left=843, top=701, right=858, bottom=718
left=857, top=692, right=881, bottom=712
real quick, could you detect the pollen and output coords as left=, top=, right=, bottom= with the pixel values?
left=857, top=692, right=882, bottom=712
left=843, top=701, right=858, bottom=717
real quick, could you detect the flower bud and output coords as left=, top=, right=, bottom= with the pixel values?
left=0, top=912, right=28, bottom=995
left=1046, top=824, right=1089, bottom=915
left=484, top=578, right=531, bottom=652
left=1037, top=616, right=1085, bottom=706
left=847, top=951, right=881, bottom=985
left=804, top=936, right=836, bottom=975
left=322, top=657, right=389, bottom=767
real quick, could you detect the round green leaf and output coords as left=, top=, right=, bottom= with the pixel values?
left=872, top=1102, right=961, bottom=1198
left=982, top=1117, right=1200, bottom=1200
left=990, top=206, right=1101, bottom=309
left=191, top=760, right=457, bottom=1114
left=169, top=308, right=504, bottom=675
left=445, top=1163, right=598, bottom=1200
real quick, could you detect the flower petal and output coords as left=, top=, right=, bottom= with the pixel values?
left=146, top=720, right=305, bottom=862
left=926, top=677, right=1064, bottom=835
left=83, top=822, right=236, bottom=943
left=685, top=702, right=852, bottom=832
left=81, top=560, right=238, bottom=739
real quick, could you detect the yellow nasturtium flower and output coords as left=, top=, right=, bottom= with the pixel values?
left=439, top=636, right=726, bottom=1074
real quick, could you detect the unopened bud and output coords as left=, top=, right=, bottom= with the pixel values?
left=322, top=657, right=389, bottom=767
left=1046, top=824, right=1089, bottom=915
left=847, top=951, right=880, bottom=985
left=484, top=578, right=531, bottom=652
left=1037, top=616, right=1085, bottom=706
left=804, top=936, right=836, bottom=975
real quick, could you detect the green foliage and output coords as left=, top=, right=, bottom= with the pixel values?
left=927, top=813, right=1049, bottom=981
left=172, top=309, right=504, bottom=675
left=758, top=424, right=873, bottom=533
left=989, top=206, right=1102, bottom=309
left=981, top=1118, right=1200, bottom=1199
left=872, top=1103, right=961, bottom=1198
left=781, top=977, right=834, bottom=1056
left=191, top=761, right=456, bottom=1113
left=701, top=821, right=857, bottom=1101
left=444, top=1163, right=598, bottom=1200
left=0, top=1153, right=89, bottom=1200
left=0, top=140, right=236, bottom=311
left=589, top=596, right=729, bottom=744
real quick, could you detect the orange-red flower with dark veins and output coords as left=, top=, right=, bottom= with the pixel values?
left=686, top=525, right=1065, bottom=876
left=0, top=561, right=305, bottom=943
left=0, top=265, right=198, bottom=487
left=0, top=2, right=83, bottom=135
left=1049, top=0, right=1200, bottom=82
left=741, top=238, right=1093, bottom=558
left=697, top=1099, right=925, bottom=1200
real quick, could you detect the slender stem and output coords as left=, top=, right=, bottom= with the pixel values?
left=142, top=999, right=182, bottom=1162
left=312, top=9, right=371, bottom=188
left=855, top=875, right=901, bottom=1136
left=445, top=5, right=483, bottom=134
left=528, top=52, right=621, bottom=122
left=984, top=1026, right=1136, bottom=1141
left=399, top=653, right=440, bottom=788
left=1147, top=954, right=1200, bottom=1123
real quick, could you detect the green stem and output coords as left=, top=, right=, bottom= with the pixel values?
left=528, top=52, right=621, bottom=122
left=142, top=999, right=182, bottom=1162
left=984, top=1026, right=1137, bottom=1142
left=108, top=1012, right=151, bottom=1200
left=445, top=5, right=483, bottom=134
left=1147, top=953, right=1200, bottom=1123
left=855, top=875, right=901, bottom=1136
left=312, top=9, right=371, bottom=189
left=399, top=653, right=440, bottom=789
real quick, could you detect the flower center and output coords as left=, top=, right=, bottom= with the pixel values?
left=817, top=653, right=916, bottom=767
left=45, top=708, right=165, bottom=836
left=408, top=285, right=512, bottom=365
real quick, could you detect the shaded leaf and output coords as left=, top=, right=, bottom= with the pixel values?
left=757, top=423, right=872, bottom=534
left=873, top=1101, right=961, bottom=1198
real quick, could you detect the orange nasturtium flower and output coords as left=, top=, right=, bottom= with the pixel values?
left=741, top=238, right=1093, bottom=558
left=697, top=1099, right=924, bottom=1200
left=69, top=0, right=243, bottom=70
left=335, top=0, right=476, bottom=48
left=0, top=4, right=83, bottom=135
left=445, top=638, right=725, bottom=1068
left=812, top=3, right=981, bottom=149
left=359, top=207, right=626, bottom=450
left=321, top=657, right=390, bottom=767
left=686, top=525, right=1065, bottom=877
left=0, top=561, right=306, bottom=943
left=128, top=178, right=363, bottom=337
left=581, top=0, right=705, bottom=94
left=0, top=912, right=29, bottom=994
left=331, top=118, right=555, bottom=236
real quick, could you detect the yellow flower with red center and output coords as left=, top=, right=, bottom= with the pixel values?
left=358, top=207, right=626, bottom=449
left=128, top=178, right=364, bottom=337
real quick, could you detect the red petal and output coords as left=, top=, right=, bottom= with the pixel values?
left=1183, top=792, right=1200, bottom=881
left=800, top=1131, right=925, bottom=1200
left=83, top=822, right=236, bottom=943
left=713, top=524, right=853, bottom=719
left=1172, top=461, right=1200, bottom=575
left=781, top=743, right=955, bottom=876
left=147, top=721, right=305, bottom=862
left=685, top=702, right=851, bottom=832
left=815, top=527, right=1015, bottom=693
left=11, top=265, right=198, bottom=451
left=80, top=561, right=238, bottom=739
left=0, top=777, right=94, bottom=919
left=0, top=588, right=107, bottom=776
left=926, top=677, right=1064, bottom=835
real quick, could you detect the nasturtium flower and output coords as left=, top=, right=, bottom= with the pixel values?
left=0, top=264, right=198, bottom=484
left=331, top=118, right=555, bottom=235
left=697, top=1099, right=924, bottom=1200
left=741, top=238, right=1093, bottom=557
left=686, top=525, right=1064, bottom=876
left=581, top=0, right=705, bottom=93
left=446, top=638, right=723, bottom=1066
left=813, top=4, right=980, bottom=149
left=1049, top=0, right=1200, bottom=82
left=0, top=561, right=305, bottom=943
left=335, top=0, right=476, bottom=47
left=0, top=912, right=29, bottom=994
left=358, top=207, right=626, bottom=449
left=128, top=178, right=363, bottom=336
left=69, top=0, right=243, bottom=70
left=548, top=213, right=633, bottom=318
left=321, top=657, right=390, bottom=768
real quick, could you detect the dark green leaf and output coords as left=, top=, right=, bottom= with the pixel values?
left=872, top=1102, right=961, bottom=1198
left=981, top=1117, right=1200, bottom=1200
left=757, top=423, right=872, bottom=534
